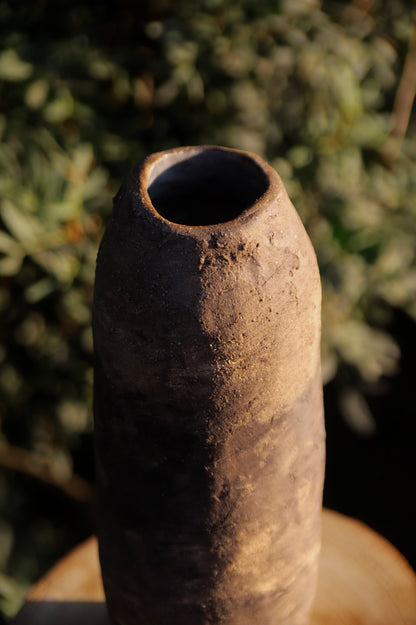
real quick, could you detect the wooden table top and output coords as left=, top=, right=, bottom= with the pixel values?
left=12, top=509, right=416, bottom=625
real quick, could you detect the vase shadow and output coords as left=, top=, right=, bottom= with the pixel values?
left=12, top=600, right=110, bottom=625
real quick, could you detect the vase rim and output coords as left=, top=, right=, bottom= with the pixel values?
left=138, top=145, right=281, bottom=233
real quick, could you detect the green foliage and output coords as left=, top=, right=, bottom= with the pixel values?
left=0, top=0, right=416, bottom=618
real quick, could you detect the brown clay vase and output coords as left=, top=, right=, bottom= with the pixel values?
left=93, top=146, right=325, bottom=625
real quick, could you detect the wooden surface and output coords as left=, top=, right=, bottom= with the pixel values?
left=12, top=509, right=416, bottom=625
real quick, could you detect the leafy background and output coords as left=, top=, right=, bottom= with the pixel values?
left=1, top=0, right=416, bottom=620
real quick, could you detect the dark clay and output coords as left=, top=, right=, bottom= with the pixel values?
left=93, top=146, right=325, bottom=625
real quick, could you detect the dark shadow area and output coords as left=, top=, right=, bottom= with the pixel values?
left=12, top=601, right=109, bottom=625
left=147, top=149, right=269, bottom=226
left=324, top=309, right=416, bottom=570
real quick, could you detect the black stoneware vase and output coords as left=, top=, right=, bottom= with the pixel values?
left=93, top=146, right=325, bottom=625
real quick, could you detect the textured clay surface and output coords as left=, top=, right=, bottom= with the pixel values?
left=93, top=146, right=326, bottom=625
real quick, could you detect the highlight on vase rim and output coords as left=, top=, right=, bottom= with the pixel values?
left=143, top=146, right=271, bottom=227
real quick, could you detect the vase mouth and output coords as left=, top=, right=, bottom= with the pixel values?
left=141, top=146, right=271, bottom=228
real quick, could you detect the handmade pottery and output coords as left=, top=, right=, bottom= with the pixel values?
left=93, top=146, right=325, bottom=625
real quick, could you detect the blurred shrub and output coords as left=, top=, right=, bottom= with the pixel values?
left=1, top=0, right=416, bottom=619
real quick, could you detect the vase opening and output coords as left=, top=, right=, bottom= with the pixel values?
left=146, top=148, right=269, bottom=226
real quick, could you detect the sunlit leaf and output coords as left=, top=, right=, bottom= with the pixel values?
left=0, top=255, right=23, bottom=276
left=0, top=49, right=32, bottom=81
left=0, top=231, right=21, bottom=255
left=25, top=80, right=49, bottom=109
left=32, top=249, right=81, bottom=283
left=0, top=572, right=29, bottom=618
left=1, top=200, right=41, bottom=244
left=43, top=90, right=74, bottom=123
left=24, top=278, right=55, bottom=303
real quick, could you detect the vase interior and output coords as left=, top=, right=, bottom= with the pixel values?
left=147, top=148, right=269, bottom=226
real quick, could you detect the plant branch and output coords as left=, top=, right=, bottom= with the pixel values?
left=387, top=15, right=416, bottom=160
left=0, top=441, right=93, bottom=504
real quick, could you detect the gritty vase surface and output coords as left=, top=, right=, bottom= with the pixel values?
left=93, top=146, right=326, bottom=625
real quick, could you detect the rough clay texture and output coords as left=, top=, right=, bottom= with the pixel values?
left=93, top=146, right=326, bottom=625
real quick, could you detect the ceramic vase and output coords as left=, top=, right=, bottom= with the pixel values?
left=93, top=146, right=325, bottom=625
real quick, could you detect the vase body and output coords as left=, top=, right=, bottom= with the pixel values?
left=93, top=146, right=325, bottom=625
